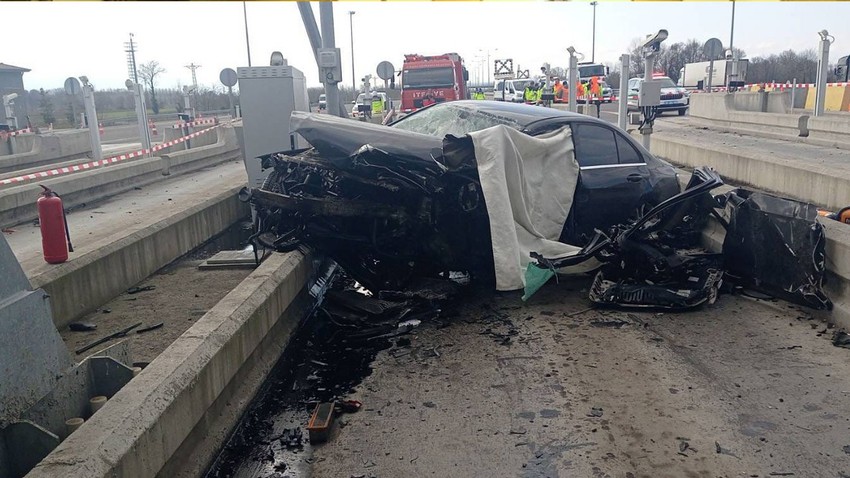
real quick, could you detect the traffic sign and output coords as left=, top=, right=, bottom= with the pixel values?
left=219, top=68, right=238, bottom=87
left=703, top=38, right=724, bottom=60
left=376, top=61, right=395, bottom=81
left=64, top=77, right=81, bottom=96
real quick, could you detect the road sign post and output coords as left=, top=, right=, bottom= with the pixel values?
left=219, top=68, right=238, bottom=118
left=80, top=79, right=102, bottom=161
left=618, top=54, right=629, bottom=131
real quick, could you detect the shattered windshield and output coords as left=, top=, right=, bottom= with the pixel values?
left=390, top=104, right=523, bottom=138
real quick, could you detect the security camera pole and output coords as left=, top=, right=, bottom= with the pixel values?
left=567, top=47, right=578, bottom=113
left=126, top=79, right=151, bottom=154
left=618, top=54, right=629, bottom=130
left=79, top=77, right=103, bottom=161
left=638, top=30, right=667, bottom=150
left=814, top=30, right=834, bottom=117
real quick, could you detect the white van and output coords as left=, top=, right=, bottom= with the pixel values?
left=493, top=78, right=537, bottom=103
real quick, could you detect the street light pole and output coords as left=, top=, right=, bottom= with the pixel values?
left=729, top=0, right=736, bottom=56
left=349, top=11, right=356, bottom=93
left=591, top=1, right=598, bottom=63
left=243, top=2, right=252, bottom=67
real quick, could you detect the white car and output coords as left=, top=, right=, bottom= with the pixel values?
left=352, top=92, right=391, bottom=118
left=626, top=76, right=689, bottom=116
left=493, top=78, right=537, bottom=103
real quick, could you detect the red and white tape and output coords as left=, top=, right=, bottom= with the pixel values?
left=0, top=128, right=33, bottom=140
left=0, top=125, right=218, bottom=187
left=171, top=118, right=218, bottom=129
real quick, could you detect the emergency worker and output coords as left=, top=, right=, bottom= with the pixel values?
left=536, top=82, right=545, bottom=105
left=590, top=76, right=601, bottom=100
left=576, top=80, right=586, bottom=101
left=371, top=93, right=384, bottom=115
left=553, top=79, right=563, bottom=102
left=524, top=84, right=535, bottom=103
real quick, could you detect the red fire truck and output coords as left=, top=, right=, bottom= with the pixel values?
left=400, top=53, right=469, bottom=113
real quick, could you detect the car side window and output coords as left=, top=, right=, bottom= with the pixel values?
left=615, top=133, right=643, bottom=164
left=572, top=124, right=618, bottom=167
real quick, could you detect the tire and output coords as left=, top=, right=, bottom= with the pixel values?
left=678, top=108, right=687, bottom=116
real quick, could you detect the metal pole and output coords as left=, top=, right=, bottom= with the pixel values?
left=349, top=11, right=356, bottom=92
left=706, top=60, right=714, bottom=92
left=81, top=83, right=102, bottom=160
left=227, top=85, right=235, bottom=118
left=297, top=2, right=323, bottom=66
left=319, top=2, right=345, bottom=118
left=243, top=2, right=252, bottom=67
left=814, top=31, right=831, bottom=117
left=790, top=77, right=797, bottom=110
left=618, top=54, right=629, bottom=130
left=641, top=55, right=653, bottom=150
left=134, top=84, right=151, bottom=152
left=568, top=54, right=577, bottom=113
left=591, top=1, right=598, bottom=63
left=729, top=0, right=736, bottom=56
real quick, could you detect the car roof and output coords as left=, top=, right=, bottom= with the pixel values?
left=429, top=100, right=592, bottom=127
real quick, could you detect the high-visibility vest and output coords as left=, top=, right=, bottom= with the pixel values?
left=372, top=99, right=383, bottom=113
left=537, top=88, right=544, bottom=101
left=590, top=77, right=601, bottom=97
left=576, top=81, right=586, bottom=97
left=524, top=88, right=534, bottom=101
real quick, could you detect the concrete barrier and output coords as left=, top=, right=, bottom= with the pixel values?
left=29, top=185, right=248, bottom=327
left=807, top=115, right=850, bottom=148
left=805, top=84, right=850, bottom=112
left=643, top=131, right=849, bottom=212
left=27, top=251, right=315, bottom=478
left=0, top=125, right=240, bottom=228
left=689, top=93, right=808, bottom=138
left=0, top=130, right=93, bottom=174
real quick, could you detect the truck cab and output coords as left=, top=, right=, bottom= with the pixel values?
left=400, top=53, right=469, bottom=113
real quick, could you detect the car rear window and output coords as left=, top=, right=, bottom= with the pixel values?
left=616, top=134, right=643, bottom=164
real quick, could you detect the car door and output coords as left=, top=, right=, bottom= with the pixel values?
left=568, top=122, right=651, bottom=243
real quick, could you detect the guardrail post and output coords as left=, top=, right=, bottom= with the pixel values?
left=618, top=54, right=629, bottom=130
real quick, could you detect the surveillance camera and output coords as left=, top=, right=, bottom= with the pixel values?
left=79, top=76, right=89, bottom=86
left=567, top=46, right=576, bottom=55
left=125, top=79, right=135, bottom=90
left=640, top=29, right=669, bottom=52
left=725, top=49, right=733, bottom=60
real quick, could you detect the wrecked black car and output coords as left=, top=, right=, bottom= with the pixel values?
left=530, top=167, right=832, bottom=311
left=243, top=101, right=830, bottom=312
left=245, top=102, right=680, bottom=291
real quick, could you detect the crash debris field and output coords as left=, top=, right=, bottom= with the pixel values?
left=209, top=109, right=848, bottom=478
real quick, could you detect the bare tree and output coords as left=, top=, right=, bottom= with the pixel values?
left=138, top=61, right=166, bottom=114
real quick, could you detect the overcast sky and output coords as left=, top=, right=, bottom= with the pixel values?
left=2, top=1, right=848, bottom=91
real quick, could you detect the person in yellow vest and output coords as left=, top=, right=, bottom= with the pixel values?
left=473, top=88, right=486, bottom=100
left=536, top=81, right=545, bottom=105
left=371, top=93, right=384, bottom=116
left=524, top=84, right=535, bottom=103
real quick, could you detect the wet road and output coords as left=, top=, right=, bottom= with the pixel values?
left=207, top=278, right=850, bottom=478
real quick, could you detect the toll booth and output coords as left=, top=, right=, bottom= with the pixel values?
left=237, top=62, right=310, bottom=189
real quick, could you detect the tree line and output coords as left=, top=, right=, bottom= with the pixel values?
left=602, top=38, right=840, bottom=87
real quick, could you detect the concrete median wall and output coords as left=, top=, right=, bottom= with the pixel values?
left=27, top=251, right=314, bottom=478
left=689, top=93, right=808, bottom=138
left=0, top=125, right=240, bottom=228
left=31, top=185, right=249, bottom=327
left=805, top=85, right=850, bottom=112
left=0, top=130, right=92, bottom=174
left=643, top=131, right=848, bottom=211
left=807, top=115, right=850, bottom=147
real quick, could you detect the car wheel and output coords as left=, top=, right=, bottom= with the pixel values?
left=678, top=108, right=687, bottom=116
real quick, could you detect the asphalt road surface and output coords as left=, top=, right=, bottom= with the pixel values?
left=208, top=279, right=850, bottom=478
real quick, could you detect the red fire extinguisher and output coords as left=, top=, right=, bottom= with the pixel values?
left=37, top=185, right=73, bottom=264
